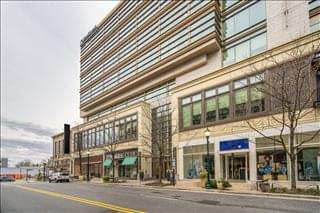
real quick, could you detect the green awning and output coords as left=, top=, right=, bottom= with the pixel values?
left=103, top=159, right=112, bottom=167
left=121, top=156, right=137, bottom=166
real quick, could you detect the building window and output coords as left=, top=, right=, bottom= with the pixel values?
left=217, top=85, right=230, bottom=120
left=223, top=32, right=267, bottom=66
left=182, top=93, right=202, bottom=128
left=298, top=147, right=320, bottom=181
left=234, top=73, right=265, bottom=116
left=234, top=79, right=248, bottom=116
left=119, top=119, right=126, bottom=140
left=205, top=89, right=217, bottom=123
left=183, top=144, right=215, bottom=179
left=257, top=150, right=288, bottom=181
left=223, top=1, right=266, bottom=38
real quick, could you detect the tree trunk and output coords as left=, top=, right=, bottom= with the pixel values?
left=289, top=132, right=296, bottom=190
left=158, top=156, right=163, bottom=184
left=79, top=152, right=82, bottom=176
left=112, top=153, right=115, bottom=183
left=290, top=155, right=297, bottom=190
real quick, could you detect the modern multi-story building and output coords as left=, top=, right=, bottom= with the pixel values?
left=52, top=0, right=320, bottom=187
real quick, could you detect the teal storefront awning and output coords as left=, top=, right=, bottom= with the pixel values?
left=121, top=156, right=137, bottom=166
left=103, top=159, right=112, bottom=167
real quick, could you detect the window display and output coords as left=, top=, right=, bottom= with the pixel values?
left=298, top=148, right=320, bottom=181
left=257, top=150, right=287, bottom=180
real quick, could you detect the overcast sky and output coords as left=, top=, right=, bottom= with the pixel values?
left=1, top=1, right=119, bottom=166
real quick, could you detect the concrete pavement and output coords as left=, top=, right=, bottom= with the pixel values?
left=1, top=181, right=320, bottom=213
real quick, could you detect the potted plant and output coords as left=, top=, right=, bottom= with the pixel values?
left=199, top=171, right=207, bottom=188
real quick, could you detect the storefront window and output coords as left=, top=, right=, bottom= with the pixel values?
left=298, top=148, right=320, bottom=181
left=257, top=150, right=288, bottom=181
left=183, top=144, right=214, bottom=179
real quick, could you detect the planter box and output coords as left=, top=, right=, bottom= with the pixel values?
left=217, top=182, right=224, bottom=189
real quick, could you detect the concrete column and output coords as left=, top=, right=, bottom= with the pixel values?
left=177, top=147, right=184, bottom=180
left=249, top=137, right=257, bottom=182
left=214, top=139, right=221, bottom=179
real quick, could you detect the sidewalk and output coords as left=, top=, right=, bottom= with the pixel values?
left=86, top=179, right=320, bottom=200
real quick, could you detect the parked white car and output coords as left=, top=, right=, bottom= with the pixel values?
left=48, top=172, right=70, bottom=183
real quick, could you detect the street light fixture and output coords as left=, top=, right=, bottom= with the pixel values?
left=204, top=128, right=212, bottom=189
left=86, top=151, right=90, bottom=182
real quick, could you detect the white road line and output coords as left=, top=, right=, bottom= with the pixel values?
left=139, top=194, right=177, bottom=201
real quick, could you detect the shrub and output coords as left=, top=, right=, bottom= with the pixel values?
left=270, top=187, right=320, bottom=196
left=205, top=179, right=217, bottom=189
left=218, top=179, right=232, bottom=189
left=102, top=176, right=110, bottom=183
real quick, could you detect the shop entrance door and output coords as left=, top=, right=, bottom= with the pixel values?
left=223, top=153, right=249, bottom=181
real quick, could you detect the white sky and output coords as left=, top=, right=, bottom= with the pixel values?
left=1, top=1, right=119, bottom=166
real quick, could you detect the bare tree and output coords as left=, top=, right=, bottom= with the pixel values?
left=246, top=42, right=320, bottom=189
left=101, top=111, right=120, bottom=183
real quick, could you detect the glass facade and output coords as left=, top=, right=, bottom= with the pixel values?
left=298, top=147, right=320, bottom=181
left=183, top=144, right=214, bottom=179
left=80, top=10, right=215, bottom=105
left=74, top=114, right=137, bottom=151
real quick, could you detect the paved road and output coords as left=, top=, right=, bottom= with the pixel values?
left=1, top=181, right=319, bottom=213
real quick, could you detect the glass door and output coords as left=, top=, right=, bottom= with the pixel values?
left=223, top=153, right=248, bottom=181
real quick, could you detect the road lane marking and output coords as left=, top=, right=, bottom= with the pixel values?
left=140, top=194, right=177, bottom=201
left=11, top=184, right=146, bottom=213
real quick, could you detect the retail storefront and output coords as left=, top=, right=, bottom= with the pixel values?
left=219, top=139, right=250, bottom=181
left=183, top=144, right=214, bottom=179
left=74, top=155, right=103, bottom=178
left=104, top=149, right=138, bottom=179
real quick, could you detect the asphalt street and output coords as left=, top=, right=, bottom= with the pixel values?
left=1, top=181, right=319, bottom=213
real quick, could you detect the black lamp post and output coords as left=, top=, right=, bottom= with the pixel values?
left=86, top=151, right=90, bottom=182
left=43, top=162, right=46, bottom=182
left=204, top=128, right=212, bottom=189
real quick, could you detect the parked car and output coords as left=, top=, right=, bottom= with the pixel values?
left=48, top=172, right=70, bottom=183
left=0, top=176, right=16, bottom=182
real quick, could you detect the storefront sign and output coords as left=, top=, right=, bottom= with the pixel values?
left=219, top=139, right=249, bottom=152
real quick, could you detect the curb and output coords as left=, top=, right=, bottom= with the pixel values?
left=95, top=182, right=320, bottom=200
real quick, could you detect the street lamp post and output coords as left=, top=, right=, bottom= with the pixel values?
left=43, top=162, right=46, bottom=182
left=204, top=128, right=212, bottom=189
left=86, top=151, right=90, bottom=182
